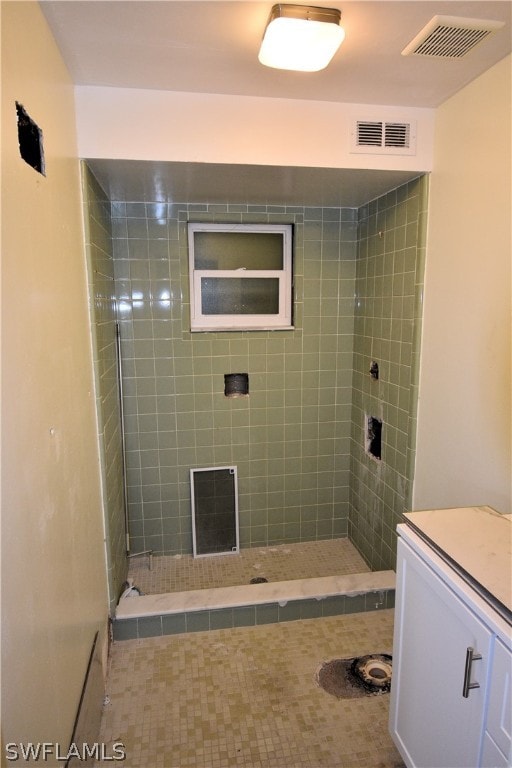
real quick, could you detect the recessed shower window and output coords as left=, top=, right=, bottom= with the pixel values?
left=188, top=223, right=293, bottom=331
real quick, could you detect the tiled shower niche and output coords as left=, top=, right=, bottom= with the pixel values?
left=83, top=165, right=427, bottom=576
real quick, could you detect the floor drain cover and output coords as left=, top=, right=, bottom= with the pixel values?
left=316, top=654, right=392, bottom=699
left=250, top=577, right=268, bottom=584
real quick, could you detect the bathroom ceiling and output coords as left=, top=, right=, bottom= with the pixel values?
left=41, top=1, right=511, bottom=108
left=40, top=0, right=511, bottom=206
left=86, top=159, right=420, bottom=207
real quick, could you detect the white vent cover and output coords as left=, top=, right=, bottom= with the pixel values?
left=350, top=120, right=416, bottom=155
left=402, top=15, right=505, bottom=58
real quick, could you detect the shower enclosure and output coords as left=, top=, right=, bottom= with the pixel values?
left=82, top=161, right=428, bottom=612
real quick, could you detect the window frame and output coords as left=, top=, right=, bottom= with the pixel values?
left=188, top=222, right=294, bottom=332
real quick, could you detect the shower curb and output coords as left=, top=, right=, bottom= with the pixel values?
left=112, top=570, right=395, bottom=641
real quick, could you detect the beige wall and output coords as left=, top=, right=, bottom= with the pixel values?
left=414, top=55, right=512, bottom=513
left=1, top=0, right=109, bottom=754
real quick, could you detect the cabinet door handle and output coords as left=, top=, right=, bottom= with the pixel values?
left=462, top=646, right=482, bottom=698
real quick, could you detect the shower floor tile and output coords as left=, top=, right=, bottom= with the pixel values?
left=128, top=538, right=370, bottom=595
left=97, top=609, right=404, bottom=768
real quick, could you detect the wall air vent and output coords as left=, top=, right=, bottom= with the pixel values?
left=351, top=120, right=416, bottom=156
left=402, top=15, right=505, bottom=59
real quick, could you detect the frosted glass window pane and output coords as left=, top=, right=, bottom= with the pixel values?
left=201, top=278, right=280, bottom=315
left=188, top=223, right=293, bottom=330
left=194, top=232, right=283, bottom=270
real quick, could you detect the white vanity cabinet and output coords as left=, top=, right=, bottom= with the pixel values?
left=390, top=512, right=512, bottom=768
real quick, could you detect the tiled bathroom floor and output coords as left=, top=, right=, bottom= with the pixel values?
left=98, top=609, right=404, bottom=768
left=128, top=538, right=370, bottom=595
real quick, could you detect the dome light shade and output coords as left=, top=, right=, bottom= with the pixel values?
left=258, top=4, right=345, bottom=72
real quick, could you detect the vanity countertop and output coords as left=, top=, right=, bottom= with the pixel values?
left=402, top=506, right=511, bottom=621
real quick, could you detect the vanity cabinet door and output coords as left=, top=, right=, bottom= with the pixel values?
left=390, top=537, right=493, bottom=768
left=482, top=638, right=512, bottom=766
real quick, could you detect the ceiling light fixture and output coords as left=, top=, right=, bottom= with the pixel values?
left=258, top=4, right=345, bottom=72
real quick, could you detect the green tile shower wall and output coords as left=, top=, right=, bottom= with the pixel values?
left=82, top=164, right=128, bottom=612
left=349, top=176, right=428, bottom=571
left=111, top=203, right=358, bottom=555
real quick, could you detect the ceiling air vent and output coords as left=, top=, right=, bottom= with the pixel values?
left=351, top=120, right=416, bottom=155
left=402, top=15, right=505, bottom=59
